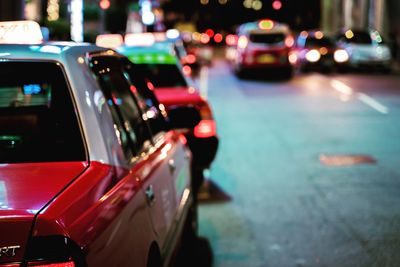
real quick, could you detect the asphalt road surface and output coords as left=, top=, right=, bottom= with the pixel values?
left=195, top=59, right=400, bottom=267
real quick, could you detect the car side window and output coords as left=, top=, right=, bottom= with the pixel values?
left=120, top=58, right=167, bottom=137
left=89, top=56, right=153, bottom=157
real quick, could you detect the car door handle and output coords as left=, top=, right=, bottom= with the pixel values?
left=168, top=159, right=176, bottom=174
left=145, top=185, right=155, bottom=206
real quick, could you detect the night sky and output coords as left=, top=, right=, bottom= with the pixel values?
left=161, top=0, right=321, bottom=32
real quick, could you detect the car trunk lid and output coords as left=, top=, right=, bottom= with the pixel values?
left=0, top=162, right=88, bottom=264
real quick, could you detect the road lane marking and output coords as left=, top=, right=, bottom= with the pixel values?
left=199, top=66, right=209, bottom=99
left=330, top=79, right=389, bottom=114
left=357, top=93, right=389, bottom=114
left=330, top=79, right=353, bottom=95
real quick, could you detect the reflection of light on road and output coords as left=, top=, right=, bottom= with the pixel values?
left=200, top=66, right=209, bottom=99
left=330, top=79, right=389, bottom=114
left=301, top=76, right=324, bottom=95
left=330, top=79, right=353, bottom=95
left=358, top=93, right=389, bottom=114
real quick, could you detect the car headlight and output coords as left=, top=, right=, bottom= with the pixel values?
left=334, top=49, right=349, bottom=63
left=305, top=49, right=321, bottom=62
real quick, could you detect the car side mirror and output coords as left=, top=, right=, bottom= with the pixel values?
left=167, top=106, right=201, bottom=129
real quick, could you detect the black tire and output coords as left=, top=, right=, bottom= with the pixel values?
left=284, top=66, right=294, bottom=79
left=299, top=64, right=310, bottom=73
left=336, top=65, right=349, bottom=73
left=234, top=66, right=246, bottom=79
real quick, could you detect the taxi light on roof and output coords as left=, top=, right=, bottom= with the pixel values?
left=152, top=32, right=167, bottom=41
left=166, top=29, right=180, bottom=40
left=0, top=20, right=43, bottom=44
left=345, top=30, right=354, bottom=39
left=125, top=33, right=155, bottom=46
left=258, top=19, right=274, bottom=30
left=96, top=34, right=123, bottom=48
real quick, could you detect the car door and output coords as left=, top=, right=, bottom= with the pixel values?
left=119, top=58, right=192, bottom=255
left=89, top=54, right=191, bottom=261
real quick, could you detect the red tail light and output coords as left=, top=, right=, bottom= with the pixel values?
left=185, top=54, right=196, bottom=64
left=24, top=236, right=83, bottom=267
left=28, top=262, right=75, bottom=267
left=194, top=119, right=216, bottom=138
left=285, top=35, right=294, bottom=48
left=194, top=102, right=216, bottom=138
left=182, top=65, right=192, bottom=76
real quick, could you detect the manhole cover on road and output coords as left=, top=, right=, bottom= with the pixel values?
left=319, top=154, right=377, bottom=166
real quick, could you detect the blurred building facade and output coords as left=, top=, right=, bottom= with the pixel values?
left=322, top=0, right=400, bottom=61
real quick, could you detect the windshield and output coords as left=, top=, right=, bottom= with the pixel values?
left=0, top=62, right=86, bottom=163
left=133, top=63, right=187, bottom=88
left=249, top=33, right=285, bottom=44
left=339, top=31, right=372, bottom=44
left=305, top=37, right=335, bottom=48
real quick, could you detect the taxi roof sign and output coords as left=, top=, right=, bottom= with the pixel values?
left=0, top=21, right=43, bottom=44
left=96, top=34, right=123, bottom=49
left=125, top=33, right=156, bottom=47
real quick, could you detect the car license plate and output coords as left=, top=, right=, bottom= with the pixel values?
left=257, top=54, right=276, bottom=63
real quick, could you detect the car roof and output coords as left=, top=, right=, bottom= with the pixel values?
left=238, top=20, right=290, bottom=35
left=0, top=42, right=110, bottom=62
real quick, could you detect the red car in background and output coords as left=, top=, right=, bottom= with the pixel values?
left=233, top=19, right=294, bottom=78
left=233, top=19, right=294, bottom=77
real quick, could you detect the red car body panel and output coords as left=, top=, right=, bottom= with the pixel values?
left=240, top=47, right=291, bottom=68
left=0, top=162, right=88, bottom=213
left=31, top=132, right=188, bottom=266
left=0, top=162, right=87, bottom=264
left=154, top=87, right=206, bottom=108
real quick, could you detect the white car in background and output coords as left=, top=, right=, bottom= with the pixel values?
left=335, top=29, right=392, bottom=72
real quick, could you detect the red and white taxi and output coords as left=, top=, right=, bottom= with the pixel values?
left=0, top=21, right=199, bottom=267
left=233, top=19, right=294, bottom=77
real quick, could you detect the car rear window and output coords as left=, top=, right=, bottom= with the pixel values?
left=305, top=37, right=335, bottom=48
left=340, top=32, right=372, bottom=44
left=133, top=63, right=187, bottom=88
left=249, top=33, right=285, bottom=44
left=0, top=62, right=86, bottom=163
